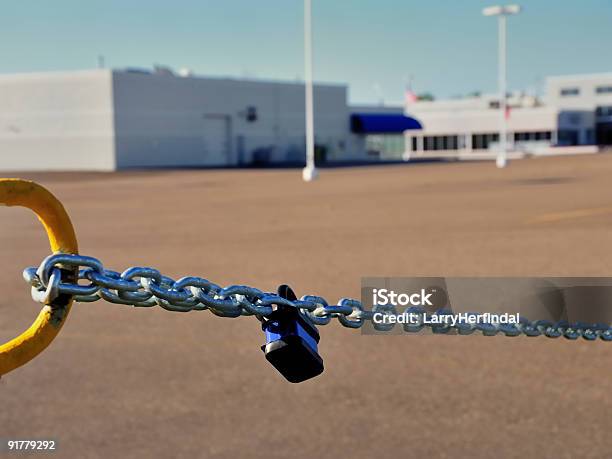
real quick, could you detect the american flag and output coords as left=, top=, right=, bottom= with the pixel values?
left=405, top=87, right=418, bottom=105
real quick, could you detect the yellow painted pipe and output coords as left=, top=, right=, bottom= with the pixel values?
left=0, top=179, right=78, bottom=376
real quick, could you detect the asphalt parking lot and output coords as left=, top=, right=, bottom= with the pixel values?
left=1, top=154, right=611, bottom=458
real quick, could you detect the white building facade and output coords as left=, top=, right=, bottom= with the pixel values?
left=546, top=73, right=612, bottom=146
left=0, top=69, right=376, bottom=171
left=405, top=73, right=612, bottom=159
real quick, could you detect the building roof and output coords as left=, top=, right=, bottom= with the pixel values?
left=546, top=72, right=612, bottom=81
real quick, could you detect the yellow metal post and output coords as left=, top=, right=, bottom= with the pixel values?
left=0, top=179, right=78, bottom=375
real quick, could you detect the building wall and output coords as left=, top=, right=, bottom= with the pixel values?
left=0, top=70, right=115, bottom=171
left=408, top=105, right=558, bottom=135
left=546, top=73, right=612, bottom=110
left=350, top=104, right=404, bottom=114
left=403, top=77, right=612, bottom=158
left=0, top=69, right=366, bottom=171
left=405, top=100, right=561, bottom=157
left=546, top=74, right=612, bottom=145
left=112, top=71, right=362, bottom=168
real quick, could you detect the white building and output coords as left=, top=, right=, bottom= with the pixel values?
left=546, top=73, right=612, bottom=145
left=405, top=73, right=612, bottom=159
left=0, top=69, right=420, bottom=171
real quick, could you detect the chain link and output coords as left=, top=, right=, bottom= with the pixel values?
left=23, top=253, right=612, bottom=341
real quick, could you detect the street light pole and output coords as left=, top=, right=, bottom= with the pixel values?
left=302, top=0, right=318, bottom=182
left=498, top=14, right=507, bottom=168
left=483, top=4, right=521, bottom=169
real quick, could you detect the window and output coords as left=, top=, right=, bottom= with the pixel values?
left=472, top=133, right=499, bottom=150
left=586, top=129, right=595, bottom=144
left=411, top=137, right=418, bottom=151
left=596, top=86, right=612, bottom=94
left=514, top=131, right=552, bottom=142
left=560, top=87, right=580, bottom=97
left=246, top=106, right=258, bottom=122
left=514, top=132, right=527, bottom=141
left=422, top=135, right=459, bottom=151
left=596, top=106, right=612, bottom=117
left=558, top=130, right=579, bottom=146
left=365, top=134, right=405, bottom=159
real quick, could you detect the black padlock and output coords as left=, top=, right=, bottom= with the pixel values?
left=261, top=285, right=324, bottom=383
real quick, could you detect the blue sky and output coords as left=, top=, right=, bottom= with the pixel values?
left=0, top=0, right=610, bottom=104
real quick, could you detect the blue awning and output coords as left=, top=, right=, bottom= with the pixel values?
left=350, top=113, right=422, bottom=134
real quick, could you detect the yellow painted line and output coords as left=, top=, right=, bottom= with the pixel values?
left=529, top=206, right=612, bottom=224
left=0, top=179, right=78, bottom=376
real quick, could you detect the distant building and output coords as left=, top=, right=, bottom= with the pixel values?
left=0, top=69, right=421, bottom=171
left=351, top=105, right=420, bottom=160
left=405, top=72, right=612, bottom=159
left=546, top=73, right=612, bottom=145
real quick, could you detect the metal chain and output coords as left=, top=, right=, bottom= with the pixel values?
left=23, top=253, right=612, bottom=341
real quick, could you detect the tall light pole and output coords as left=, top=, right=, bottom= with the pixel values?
left=482, top=4, right=521, bottom=169
left=302, top=0, right=318, bottom=181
